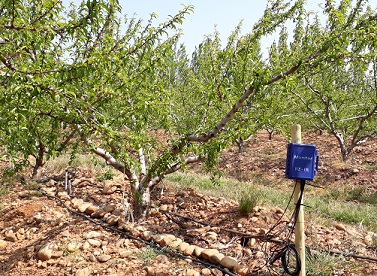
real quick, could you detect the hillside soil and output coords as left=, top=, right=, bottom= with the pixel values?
left=0, top=131, right=376, bottom=276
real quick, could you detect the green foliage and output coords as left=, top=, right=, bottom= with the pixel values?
left=238, top=185, right=265, bottom=215
left=133, top=246, right=164, bottom=264
left=2, top=0, right=377, bottom=218
left=0, top=184, right=10, bottom=197
left=97, top=169, right=115, bottom=182
left=307, top=250, right=356, bottom=276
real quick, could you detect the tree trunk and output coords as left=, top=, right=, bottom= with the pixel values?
left=235, top=137, right=246, bottom=153
left=132, top=186, right=151, bottom=221
left=32, top=143, right=45, bottom=179
left=267, top=129, right=274, bottom=140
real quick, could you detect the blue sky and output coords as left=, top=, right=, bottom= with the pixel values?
left=120, top=0, right=269, bottom=54
left=64, top=1, right=375, bottom=56
left=116, top=0, right=328, bottom=55
left=118, top=0, right=305, bottom=54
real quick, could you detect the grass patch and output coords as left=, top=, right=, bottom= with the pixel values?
left=44, top=153, right=109, bottom=177
left=133, top=246, right=164, bottom=265
left=238, top=185, right=266, bottom=215
left=0, top=184, right=10, bottom=197
left=166, top=172, right=377, bottom=232
left=307, top=250, right=358, bottom=276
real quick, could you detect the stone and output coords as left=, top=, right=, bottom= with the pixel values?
left=17, top=228, right=25, bottom=235
left=51, top=251, right=64, bottom=258
left=71, top=198, right=84, bottom=209
left=0, top=240, right=8, bottom=247
left=205, top=231, right=218, bottom=241
left=77, top=202, right=92, bottom=213
left=364, top=234, right=373, bottom=246
left=5, top=230, right=17, bottom=242
left=234, top=264, right=249, bottom=276
left=193, top=246, right=204, bottom=257
left=200, top=249, right=219, bottom=260
left=92, top=205, right=116, bottom=218
left=243, top=248, right=252, bottom=255
left=169, top=238, right=183, bottom=248
left=61, top=230, right=70, bottom=238
left=82, top=241, right=90, bottom=250
left=106, top=215, right=119, bottom=226
left=85, top=205, right=99, bottom=215
left=179, top=242, right=190, bottom=253
left=187, top=226, right=211, bottom=236
left=67, top=242, right=81, bottom=252
left=75, top=267, right=91, bottom=276
left=220, top=256, right=238, bottom=270
left=183, top=245, right=196, bottom=256
left=87, top=239, right=102, bottom=247
left=209, top=253, right=225, bottom=264
left=119, top=250, right=133, bottom=258
left=141, top=231, right=153, bottom=241
left=335, top=223, right=346, bottom=231
left=351, top=168, right=360, bottom=174
left=185, top=269, right=200, bottom=276
left=155, top=254, right=169, bottom=264
left=102, top=180, right=117, bottom=194
left=16, top=232, right=24, bottom=240
left=145, top=266, right=156, bottom=275
left=37, top=242, right=55, bottom=261
left=247, top=238, right=256, bottom=247
left=255, top=251, right=264, bottom=258
left=97, top=254, right=111, bottom=262
left=86, top=231, right=102, bottom=239
left=157, top=234, right=176, bottom=247
left=211, top=268, right=223, bottom=276
left=201, top=268, right=212, bottom=275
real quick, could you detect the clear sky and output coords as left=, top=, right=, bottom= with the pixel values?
left=120, top=0, right=269, bottom=54
left=63, top=1, right=376, bottom=56
left=60, top=0, right=324, bottom=55
left=116, top=0, right=325, bottom=55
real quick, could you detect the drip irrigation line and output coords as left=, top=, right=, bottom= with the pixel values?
left=38, top=189, right=239, bottom=276
left=160, top=206, right=377, bottom=263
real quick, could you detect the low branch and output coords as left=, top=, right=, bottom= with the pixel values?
left=73, top=125, right=132, bottom=179
left=148, top=155, right=204, bottom=190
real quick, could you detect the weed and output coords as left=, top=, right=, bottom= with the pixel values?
left=97, top=169, right=115, bottom=182
left=166, top=172, right=377, bottom=232
left=0, top=184, right=10, bottom=197
left=306, top=250, right=358, bottom=276
left=133, top=246, right=164, bottom=265
left=25, top=181, right=41, bottom=191
left=238, top=186, right=265, bottom=215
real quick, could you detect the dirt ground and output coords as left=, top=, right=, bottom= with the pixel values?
left=0, top=130, right=376, bottom=275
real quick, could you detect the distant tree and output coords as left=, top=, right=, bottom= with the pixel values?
left=288, top=0, right=377, bottom=161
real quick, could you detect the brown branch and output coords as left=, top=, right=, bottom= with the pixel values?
left=147, top=155, right=204, bottom=190
left=73, top=125, right=132, bottom=179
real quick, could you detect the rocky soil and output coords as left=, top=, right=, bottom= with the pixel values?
left=0, top=131, right=376, bottom=276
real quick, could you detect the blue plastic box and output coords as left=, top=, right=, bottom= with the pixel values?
left=286, top=143, right=319, bottom=181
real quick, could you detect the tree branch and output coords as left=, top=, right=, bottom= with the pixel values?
left=73, top=125, right=132, bottom=179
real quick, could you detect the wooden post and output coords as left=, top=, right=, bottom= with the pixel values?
left=291, top=124, right=306, bottom=276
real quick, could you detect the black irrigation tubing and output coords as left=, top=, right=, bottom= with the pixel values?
left=38, top=189, right=239, bottom=276
left=161, top=210, right=377, bottom=264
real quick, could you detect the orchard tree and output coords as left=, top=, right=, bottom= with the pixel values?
left=1, top=0, right=377, bottom=220
left=288, top=0, right=377, bottom=161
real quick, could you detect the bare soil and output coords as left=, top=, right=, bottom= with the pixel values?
left=0, top=131, right=376, bottom=275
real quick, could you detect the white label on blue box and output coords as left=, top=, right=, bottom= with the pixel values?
left=293, top=155, right=313, bottom=160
